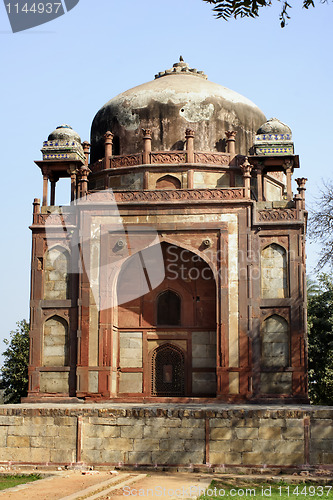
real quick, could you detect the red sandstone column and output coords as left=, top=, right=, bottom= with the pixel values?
left=104, top=131, right=113, bottom=167
left=79, top=166, right=91, bottom=198
left=225, top=130, right=237, bottom=159
left=185, top=128, right=195, bottom=163
left=143, top=170, right=149, bottom=190
left=32, top=198, right=40, bottom=224
left=33, top=198, right=40, bottom=214
left=295, top=177, right=307, bottom=210
left=42, top=169, right=48, bottom=206
left=142, top=129, right=152, bottom=164
left=294, top=193, right=303, bottom=219
left=68, top=167, right=77, bottom=202
left=50, top=175, right=56, bottom=206
left=240, top=157, right=252, bottom=199
left=188, top=169, right=194, bottom=189
left=82, top=141, right=91, bottom=166
left=284, top=159, right=293, bottom=200
left=254, top=165, right=263, bottom=201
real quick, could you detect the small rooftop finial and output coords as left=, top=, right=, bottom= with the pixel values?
left=155, top=58, right=207, bottom=80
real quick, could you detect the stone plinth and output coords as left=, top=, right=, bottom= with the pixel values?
left=0, top=404, right=332, bottom=470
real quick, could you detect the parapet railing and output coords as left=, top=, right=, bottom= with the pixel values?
left=89, top=150, right=231, bottom=173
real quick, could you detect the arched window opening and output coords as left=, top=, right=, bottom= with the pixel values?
left=261, top=243, right=288, bottom=298
left=157, top=290, right=181, bottom=326
left=151, top=344, right=185, bottom=396
left=156, top=175, right=181, bottom=190
left=261, top=315, right=289, bottom=368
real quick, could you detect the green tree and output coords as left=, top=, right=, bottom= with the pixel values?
left=1, top=320, right=30, bottom=403
left=203, top=0, right=326, bottom=27
left=308, top=180, right=333, bottom=270
left=307, top=275, right=333, bottom=405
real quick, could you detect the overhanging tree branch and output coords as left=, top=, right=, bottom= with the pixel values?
left=203, top=0, right=318, bottom=27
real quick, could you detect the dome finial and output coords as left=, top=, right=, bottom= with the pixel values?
left=155, top=58, right=207, bottom=80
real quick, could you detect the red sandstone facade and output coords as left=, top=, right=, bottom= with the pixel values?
left=26, top=60, right=308, bottom=403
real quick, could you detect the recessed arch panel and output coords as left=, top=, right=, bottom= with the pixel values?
left=43, top=315, right=69, bottom=367
left=261, top=243, right=288, bottom=298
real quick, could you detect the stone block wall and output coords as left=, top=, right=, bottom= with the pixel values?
left=0, top=405, right=332, bottom=469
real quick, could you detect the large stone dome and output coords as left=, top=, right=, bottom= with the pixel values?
left=90, top=59, right=266, bottom=162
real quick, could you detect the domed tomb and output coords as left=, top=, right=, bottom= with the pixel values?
left=90, top=58, right=266, bottom=162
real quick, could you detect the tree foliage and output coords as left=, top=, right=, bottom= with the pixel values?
left=307, top=274, right=333, bottom=405
left=1, top=320, right=30, bottom=403
left=203, top=0, right=323, bottom=27
left=308, top=180, right=333, bottom=270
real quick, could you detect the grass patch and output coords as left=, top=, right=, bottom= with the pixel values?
left=0, top=473, right=42, bottom=491
left=199, top=480, right=333, bottom=500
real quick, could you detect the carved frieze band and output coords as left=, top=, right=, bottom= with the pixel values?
left=111, top=154, right=142, bottom=168
left=257, top=209, right=298, bottom=222
left=90, top=151, right=231, bottom=171
left=114, top=188, right=245, bottom=203
left=150, top=152, right=187, bottom=164
left=194, top=152, right=230, bottom=165
left=33, top=214, right=76, bottom=226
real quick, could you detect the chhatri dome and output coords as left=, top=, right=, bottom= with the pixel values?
left=48, top=124, right=82, bottom=144
left=257, top=117, right=292, bottom=136
left=90, top=57, right=266, bottom=162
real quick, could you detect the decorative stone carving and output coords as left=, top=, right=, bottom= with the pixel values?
left=194, top=152, right=229, bottom=165
left=142, top=129, right=152, bottom=138
left=257, top=209, right=298, bottom=222
left=33, top=213, right=76, bottom=226
left=155, top=57, right=207, bottom=80
left=150, top=152, right=187, bottom=164
left=114, top=188, right=244, bottom=203
left=111, top=154, right=142, bottom=168
left=240, top=157, right=252, bottom=176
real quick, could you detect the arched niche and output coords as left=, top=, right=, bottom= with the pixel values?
left=44, top=246, right=70, bottom=300
left=156, top=175, right=181, bottom=190
left=116, top=241, right=216, bottom=329
left=261, top=243, right=288, bottom=299
left=157, top=290, right=181, bottom=326
left=261, top=314, right=289, bottom=368
left=43, top=315, right=69, bottom=367
left=151, top=343, right=185, bottom=396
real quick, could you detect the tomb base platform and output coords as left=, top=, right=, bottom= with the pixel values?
left=0, top=403, right=332, bottom=471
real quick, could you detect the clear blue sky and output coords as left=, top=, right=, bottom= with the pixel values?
left=0, top=0, right=332, bottom=359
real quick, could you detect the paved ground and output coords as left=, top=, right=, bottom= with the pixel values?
left=0, top=468, right=332, bottom=500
